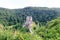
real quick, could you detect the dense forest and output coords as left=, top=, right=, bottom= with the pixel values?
left=0, top=7, right=60, bottom=40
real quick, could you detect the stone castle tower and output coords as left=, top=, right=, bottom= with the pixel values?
left=23, top=16, right=33, bottom=33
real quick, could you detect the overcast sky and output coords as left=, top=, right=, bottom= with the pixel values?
left=0, top=0, right=60, bottom=9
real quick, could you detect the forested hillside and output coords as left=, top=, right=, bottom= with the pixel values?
left=0, top=7, right=60, bottom=40
left=0, top=7, right=59, bottom=26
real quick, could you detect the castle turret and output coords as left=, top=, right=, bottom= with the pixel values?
left=23, top=16, right=33, bottom=34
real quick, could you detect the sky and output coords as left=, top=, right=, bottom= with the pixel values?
left=0, top=0, right=60, bottom=9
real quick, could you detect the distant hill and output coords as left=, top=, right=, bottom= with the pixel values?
left=0, top=7, right=60, bottom=26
